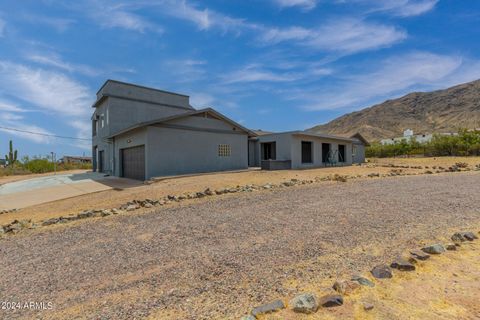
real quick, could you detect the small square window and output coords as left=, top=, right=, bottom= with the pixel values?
left=218, top=144, right=231, bottom=157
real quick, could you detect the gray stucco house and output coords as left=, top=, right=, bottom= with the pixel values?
left=92, top=80, right=255, bottom=180
left=248, top=131, right=369, bottom=170
left=92, top=80, right=368, bottom=180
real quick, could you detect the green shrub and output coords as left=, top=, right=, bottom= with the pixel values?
left=367, top=129, right=480, bottom=158
left=23, top=158, right=55, bottom=173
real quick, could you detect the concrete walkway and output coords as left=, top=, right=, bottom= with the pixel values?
left=0, top=172, right=142, bottom=210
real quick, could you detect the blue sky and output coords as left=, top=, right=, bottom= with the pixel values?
left=0, top=0, right=480, bottom=157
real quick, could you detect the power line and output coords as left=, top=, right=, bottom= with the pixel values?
left=0, top=126, right=90, bottom=141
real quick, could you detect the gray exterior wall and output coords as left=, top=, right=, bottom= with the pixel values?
left=113, top=127, right=147, bottom=177
left=352, top=142, right=366, bottom=163
left=112, top=114, right=248, bottom=179
left=92, top=81, right=193, bottom=175
left=257, top=132, right=359, bottom=169
left=290, top=134, right=353, bottom=168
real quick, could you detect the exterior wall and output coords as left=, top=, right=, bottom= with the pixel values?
left=257, top=133, right=357, bottom=170
left=97, top=80, right=192, bottom=109
left=352, top=143, right=366, bottom=163
left=289, top=135, right=353, bottom=169
left=257, top=133, right=293, bottom=162
left=92, top=100, right=114, bottom=174
left=92, top=82, right=193, bottom=175
left=113, top=128, right=147, bottom=177
left=145, top=126, right=248, bottom=178
left=248, top=139, right=258, bottom=167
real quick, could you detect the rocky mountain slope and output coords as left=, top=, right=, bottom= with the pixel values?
left=308, top=79, right=480, bottom=141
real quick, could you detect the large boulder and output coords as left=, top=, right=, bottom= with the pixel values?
left=410, top=249, right=430, bottom=261
left=371, top=265, right=393, bottom=279
left=390, top=258, right=416, bottom=271
left=421, top=244, right=445, bottom=254
left=289, top=293, right=319, bottom=314
left=319, top=294, right=343, bottom=308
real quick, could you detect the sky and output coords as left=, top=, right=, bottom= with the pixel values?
left=0, top=0, right=480, bottom=158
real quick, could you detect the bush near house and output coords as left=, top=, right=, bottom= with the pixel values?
left=0, top=155, right=92, bottom=176
left=367, top=129, right=480, bottom=158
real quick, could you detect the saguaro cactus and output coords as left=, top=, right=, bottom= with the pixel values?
left=5, top=140, right=18, bottom=168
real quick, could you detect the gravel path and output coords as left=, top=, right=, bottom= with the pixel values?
left=1, top=173, right=479, bottom=319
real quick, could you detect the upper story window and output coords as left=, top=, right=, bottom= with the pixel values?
left=101, top=114, right=105, bottom=128
left=218, top=144, right=231, bottom=157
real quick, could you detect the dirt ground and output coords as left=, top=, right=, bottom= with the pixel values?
left=0, top=173, right=479, bottom=319
left=1, top=156, right=479, bottom=226
left=265, top=239, right=480, bottom=320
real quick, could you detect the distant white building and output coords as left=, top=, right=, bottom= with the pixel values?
left=380, top=129, right=457, bottom=145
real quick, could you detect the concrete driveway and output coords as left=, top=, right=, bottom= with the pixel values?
left=0, top=172, right=142, bottom=210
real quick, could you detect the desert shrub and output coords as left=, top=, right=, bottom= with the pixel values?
left=367, top=129, right=480, bottom=158
left=23, top=158, right=55, bottom=173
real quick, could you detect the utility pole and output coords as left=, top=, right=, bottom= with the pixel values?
left=51, top=152, right=57, bottom=175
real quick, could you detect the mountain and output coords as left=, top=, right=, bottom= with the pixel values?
left=308, top=79, right=480, bottom=142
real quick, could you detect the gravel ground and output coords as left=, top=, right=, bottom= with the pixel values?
left=0, top=173, right=479, bottom=319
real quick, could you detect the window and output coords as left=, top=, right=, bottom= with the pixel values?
left=301, top=141, right=313, bottom=164
left=106, top=108, right=109, bottom=125
left=338, top=144, right=346, bottom=163
left=101, top=114, right=105, bottom=128
left=352, top=146, right=357, bottom=156
left=261, top=142, right=276, bottom=160
left=218, top=144, right=231, bottom=157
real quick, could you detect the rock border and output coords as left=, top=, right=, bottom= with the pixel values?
left=239, top=230, right=479, bottom=319
left=2, top=163, right=478, bottom=237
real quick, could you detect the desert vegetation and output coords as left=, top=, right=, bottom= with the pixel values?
left=366, top=129, right=480, bottom=158
left=1, top=140, right=91, bottom=177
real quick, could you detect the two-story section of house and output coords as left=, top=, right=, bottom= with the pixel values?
left=91, top=80, right=255, bottom=180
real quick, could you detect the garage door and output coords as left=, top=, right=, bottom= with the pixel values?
left=121, top=145, right=145, bottom=180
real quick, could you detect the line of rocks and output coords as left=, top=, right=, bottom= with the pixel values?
left=1, top=166, right=478, bottom=237
left=240, top=230, right=479, bottom=319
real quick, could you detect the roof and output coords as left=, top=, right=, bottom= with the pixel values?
left=96, top=79, right=190, bottom=98
left=252, top=129, right=275, bottom=136
left=107, top=108, right=257, bottom=138
left=92, top=80, right=192, bottom=109
left=259, top=130, right=357, bottom=142
left=350, top=133, right=370, bottom=146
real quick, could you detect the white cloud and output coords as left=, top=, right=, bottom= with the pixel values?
left=302, top=52, right=469, bottom=110
left=272, top=0, right=317, bottom=10
left=161, top=0, right=254, bottom=32
left=26, top=53, right=99, bottom=76
left=261, top=26, right=311, bottom=43
left=222, top=64, right=301, bottom=84
left=261, top=19, right=406, bottom=54
left=0, top=115, right=53, bottom=144
left=375, top=0, right=439, bottom=17
left=344, top=0, right=438, bottom=17
left=0, top=101, right=27, bottom=113
left=0, top=61, right=92, bottom=117
left=0, top=61, right=92, bottom=145
left=86, top=2, right=163, bottom=33
left=190, top=93, right=216, bottom=108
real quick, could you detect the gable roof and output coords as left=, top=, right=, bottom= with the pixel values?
left=350, top=133, right=370, bottom=146
left=107, top=108, right=256, bottom=138
left=259, top=130, right=357, bottom=142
